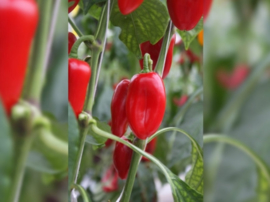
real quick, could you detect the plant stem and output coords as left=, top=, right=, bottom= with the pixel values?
left=120, top=139, right=146, bottom=202
left=204, top=134, right=270, bottom=185
left=23, top=0, right=52, bottom=106
left=72, top=128, right=89, bottom=184
left=9, top=135, right=34, bottom=202
left=68, top=16, right=83, bottom=37
left=84, top=0, right=111, bottom=113
left=155, top=21, right=173, bottom=77
left=84, top=50, right=100, bottom=113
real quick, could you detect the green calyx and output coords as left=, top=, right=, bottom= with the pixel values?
left=141, top=53, right=153, bottom=73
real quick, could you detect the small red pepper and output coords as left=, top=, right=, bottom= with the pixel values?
left=126, top=68, right=166, bottom=140
left=142, top=137, right=157, bottom=162
left=68, top=0, right=79, bottom=13
left=105, top=120, right=114, bottom=147
left=139, top=34, right=176, bottom=79
left=68, top=58, right=91, bottom=117
left=111, top=79, right=130, bottom=138
left=216, top=65, right=249, bottom=90
left=118, top=0, right=144, bottom=15
left=113, top=137, right=133, bottom=179
left=173, top=94, right=188, bottom=107
left=68, top=32, right=77, bottom=54
left=102, top=165, right=118, bottom=192
left=167, top=0, right=203, bottom=31
left=0, top=0, right=39, bottom=114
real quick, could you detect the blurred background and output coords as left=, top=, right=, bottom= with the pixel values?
left=69, top=1, right=203, bottom=201
left=204, top=0, right=270, bottom=201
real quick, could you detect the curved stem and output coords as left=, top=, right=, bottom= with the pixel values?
left=23, top=0, right=52, bottom=105
left=39, top=129, right=68, bottom=156
left=69, top=35, right=96, bottom=59
left=155, top=21, right=173, bottom=77
left=120, top=139, right=146, bottom=202
left=204, top=134, right=270, bottom=185
left=148, top=127, right=203, bottom=159
left=8, top=134, right=34, bottom=202
left=68, top=16, right=83, bottom=37
left=71, top=184, right=91, bottom=202
left=72, top=128, right=88, bottom=184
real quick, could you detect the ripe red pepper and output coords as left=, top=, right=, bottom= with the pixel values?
left=111, top=79, right=130, bottom=137
left=113, top=137, right=133, bottom=179
left=68, top=58, right=91, bottom=117
left=68, top=0, right=79, bottom=13
left=102, top=165, right=118, bottom=192
left=173, top=94, right=188, bottom=107
left=126, top=72, right=166, bottom=140
left=68, top=32, right=77, bottom=54
left=139, top=34, right=176, bottom=79
left=118, top=0, right=144, bottom=15
left=142, top=137, right=157, bottom=162
left=216, top=65, right=249, bottom=90
left=0, top=0, right=38, bottom=114
left=167, top=0, right=203, bottom=31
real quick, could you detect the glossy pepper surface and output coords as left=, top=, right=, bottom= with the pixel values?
left=0, top=0, right=38, bottom=114
left=142, top=137, right=157, bottom=162
left=68, top=0, right=79, bottom=13
left=113, top=137, right=133, bottom=179
left=126, top=72, right=166, bottom=140
left=139, top=34, right=176, bottom=79
left=68, top=58, right=91, bottom=117
left=167, top=0, right=203, bottom=31
left=68, top=32, right=77, bottom=54
left=118, top=0, right=144, bottom=15
left=111, top=79, right=130, bottom=137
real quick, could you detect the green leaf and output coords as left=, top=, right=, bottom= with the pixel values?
left=256, top=168, right=270, bottom=202
left=0, top=101, right=12, bottom=201
left=86, top=121, right=108, bottom=146
left=166, top=167, right=203, bottom=202
left=177, top=18, right=203, bottom=50
left=83, top=0, right=107, bottom=14
left=68, top=104, right=80, bottom=187
left=88, top=4, right=103, bottom=20
left=111, top=0, right=169, bottom=57
left=185, top=142, right=204, bottom=194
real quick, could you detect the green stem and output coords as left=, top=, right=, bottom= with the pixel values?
left=23, top=0, right=52, bottom=105
left=68, top=16, right=83, bottom=37
left=69, top=35, right=96, bottom=59
left=120, top=139, right=146, bottom=202
left=204, top=134, right=270, bottom=185
left=72, top=128, right=88, bottom=184
left=71, top=184, right=91, bottom=202
left=141, top=53, right=152, bottom=73
left=155, top=21, right=173, bottom=77
left=83, top=51, right=100, bottom=113
left=39, top=130, right=68, bottom=156
left=9, top=135, right=34, bottom=202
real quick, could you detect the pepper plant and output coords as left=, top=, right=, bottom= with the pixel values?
left=68, top=0, right=203, bottom=201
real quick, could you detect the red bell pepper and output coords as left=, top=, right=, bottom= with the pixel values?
left=68, top=32, right=77, bottom=54
left=0, top=0, right=39, bottom=114
left=118, top=0, right=144, bottom=15
left=142, top=137, right=157, bottom=162
left=102, top=165, right=118, bottom=192
left=68, top=58, right=91, bottom=117
left=167, top=0, right=203, bottom=31
left=68, top=0, right=79, bottom=13
left=139, top=34, right=176, bottom=79
left=113, top=137, right=133, bottom=179
left=126, top=70, right=166, bottom=140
